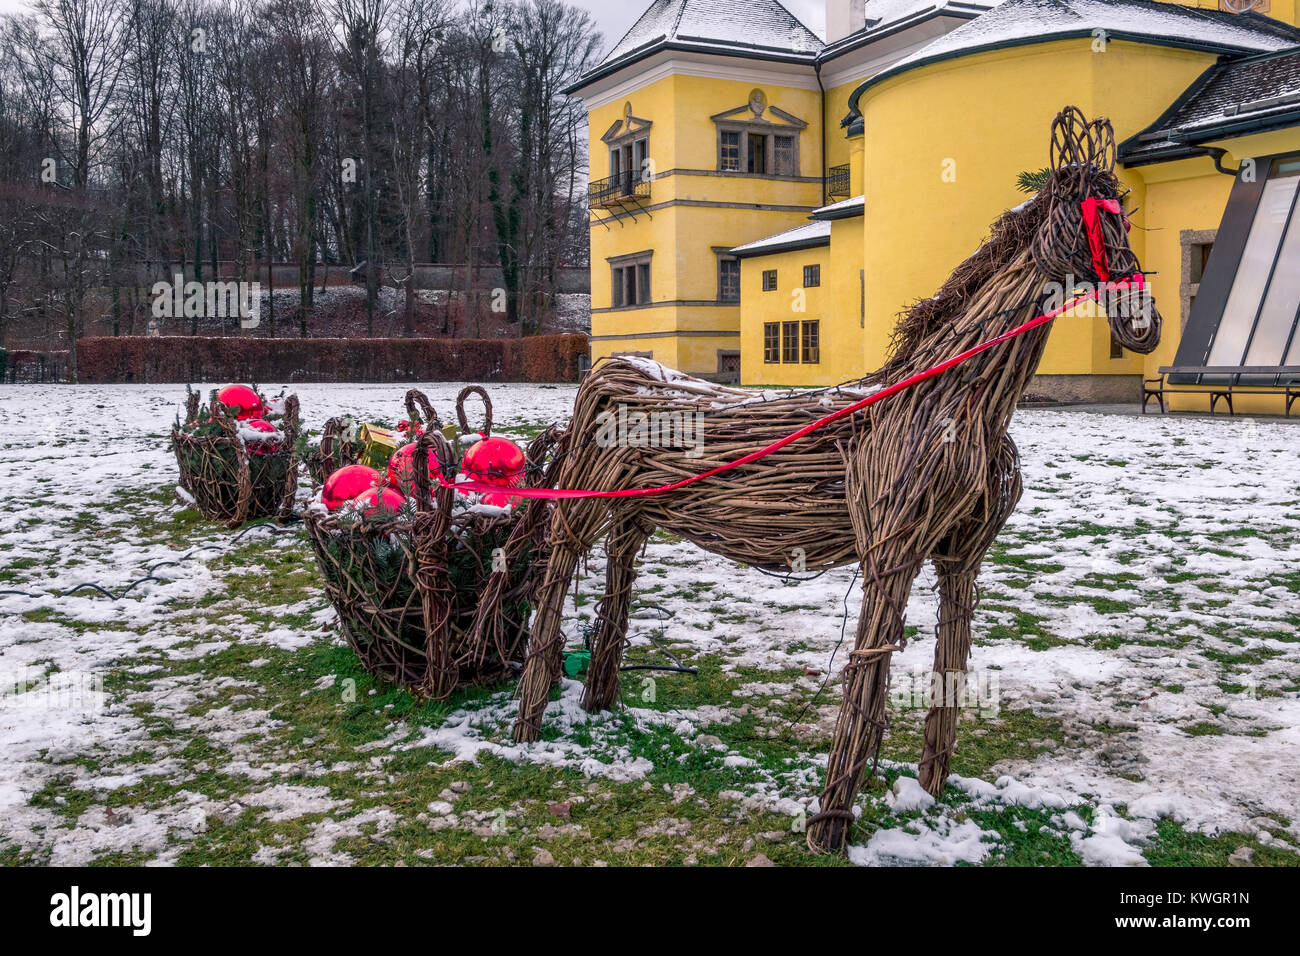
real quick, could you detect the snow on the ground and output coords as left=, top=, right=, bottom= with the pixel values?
left=0, top=382, right=1297, bottom=866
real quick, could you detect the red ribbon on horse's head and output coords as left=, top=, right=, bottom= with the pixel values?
left=1080, top=197, right=1129, bottom=282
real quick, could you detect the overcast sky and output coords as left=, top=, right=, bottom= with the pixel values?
left=0, top=0, right=829, bottom=51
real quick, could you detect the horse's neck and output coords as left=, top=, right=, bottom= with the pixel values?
left=894, top=253, right=1050, bottom=424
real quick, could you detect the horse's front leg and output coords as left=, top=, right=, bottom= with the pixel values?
left=919, top=435, right=1022, bottom=795
left=807, top=548, right=920, bottom=853
left=582, top=515, right=653, bottom=714
left=918, top=566, right=976, bottom=796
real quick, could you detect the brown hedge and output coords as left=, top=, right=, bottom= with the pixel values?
left=76, top=334, right=589, bottom=384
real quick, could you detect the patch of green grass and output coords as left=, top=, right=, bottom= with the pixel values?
left=1143, top=820, right=1299, bottom=866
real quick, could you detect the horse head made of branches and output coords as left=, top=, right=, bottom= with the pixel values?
left=1031, top=106, right=1162, bottom=355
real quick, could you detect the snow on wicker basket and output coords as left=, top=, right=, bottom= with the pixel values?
left=171, top=389, right=301, bottom=527
left=302, top=388, right=563, bottom=698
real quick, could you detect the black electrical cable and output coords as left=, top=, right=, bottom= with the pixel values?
left=0, top=520, right=298, bottom=603
left=621, top=603, right=698, bottom=675
left=779, top=565, right=861, bottom=738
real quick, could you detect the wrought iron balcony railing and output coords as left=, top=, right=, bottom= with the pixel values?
left=589, top=170, right=651, bottom=209
left=827, top=163, right=851, bottom=199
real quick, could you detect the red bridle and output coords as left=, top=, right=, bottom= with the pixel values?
left=1080, top=196, right=1131, bottom=283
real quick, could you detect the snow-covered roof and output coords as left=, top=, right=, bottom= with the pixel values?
left=848, top=0, right=1300, bottom=108
left=811, top=195, right=866, bottom=220
left=865, top=0, right=998, bottom=33
left=1120, top=46, right=1300, bottom=164
left=822, top=1, right=1001, bottom=58
left=731, top=219, right=832, bottom=258
left=576, top=0, right=822, bottom=90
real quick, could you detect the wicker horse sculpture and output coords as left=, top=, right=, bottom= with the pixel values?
left=509, top=107, right=1162, bottom=853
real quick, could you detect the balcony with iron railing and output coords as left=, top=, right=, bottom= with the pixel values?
left=589, top=170, right=651, bottom=209
left=826, top=163, right=850, bottom=199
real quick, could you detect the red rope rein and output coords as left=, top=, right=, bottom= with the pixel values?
left=442, top=275, right=1144, bottom=501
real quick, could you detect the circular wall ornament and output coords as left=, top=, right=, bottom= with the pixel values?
left=1220, top=0, right=1266, bottom=12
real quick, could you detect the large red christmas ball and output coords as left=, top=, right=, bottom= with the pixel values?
left=243, top=417, right=281, bottom=456
left=350, top=486, right=407, bottom=519
left=461, top=437, right=525, bottom=487
left=216, top=384, right=266, bottom=421
left=482, top=489, right=521, bottom=509
left=385, top=442, right=440, bottom=495
left=323, top=464, right=381, bottom=511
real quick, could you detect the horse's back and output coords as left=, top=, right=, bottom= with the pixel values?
left=582, top=357, right=869, bottom=571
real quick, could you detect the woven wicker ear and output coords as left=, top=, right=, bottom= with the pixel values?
left=404, top=389, right=439, bottom=441
left=1048, top=105, right=1094, bottom=198
left=457, top=385, right=492, bottom=436
left=1088, top=117, right=1116, bottom=173
left=1049, top=106, right=1085, bottom=168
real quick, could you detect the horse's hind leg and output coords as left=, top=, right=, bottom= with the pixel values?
left=513, top=498, right=613, bottom=742
left=582, top=515, right=653, bottom=713
left=513, top=539, right=583, bottom=742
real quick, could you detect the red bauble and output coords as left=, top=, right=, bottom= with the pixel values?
left=461, top=437, right=525, bottom=487
left=350, top=486, right=407, bottom=519
left=322, top=464, right=381, bottom=511
left=385, top=442, right=440, bottom=495
left=481, top=490, right=520, bottom=509
left=243, top=417, right=281, bottom=456
left=216, top=384, right=266, bottom=421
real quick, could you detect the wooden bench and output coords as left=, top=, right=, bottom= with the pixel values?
left=1143, top=366, right=1300, bottom=416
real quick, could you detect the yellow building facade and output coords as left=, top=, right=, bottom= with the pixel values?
left=568, top=0, right=1300, bottom=413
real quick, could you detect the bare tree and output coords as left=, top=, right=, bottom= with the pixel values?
left=0, top=45, right=42, bottom=347
left=6, top=0, right=128, bottom=375
left=268, top=0, right=333, bottom=336
left=386, top=0, right=448, bottom=335
left=510, top=0, right=599, bottom=333
left=0, top=0, right=599, bottom=352
left=330, top=0, right=389, bottom=336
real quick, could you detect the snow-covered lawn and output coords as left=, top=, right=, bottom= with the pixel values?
left=0, top=382, right=1297, bottom=866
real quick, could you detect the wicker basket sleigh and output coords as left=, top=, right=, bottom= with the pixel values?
left=303, top=387, right=564, bottom=698
left=171, top=390, right=301, bottom=527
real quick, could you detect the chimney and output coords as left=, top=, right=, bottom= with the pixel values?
left=826, top=0, right=867, bottom=43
